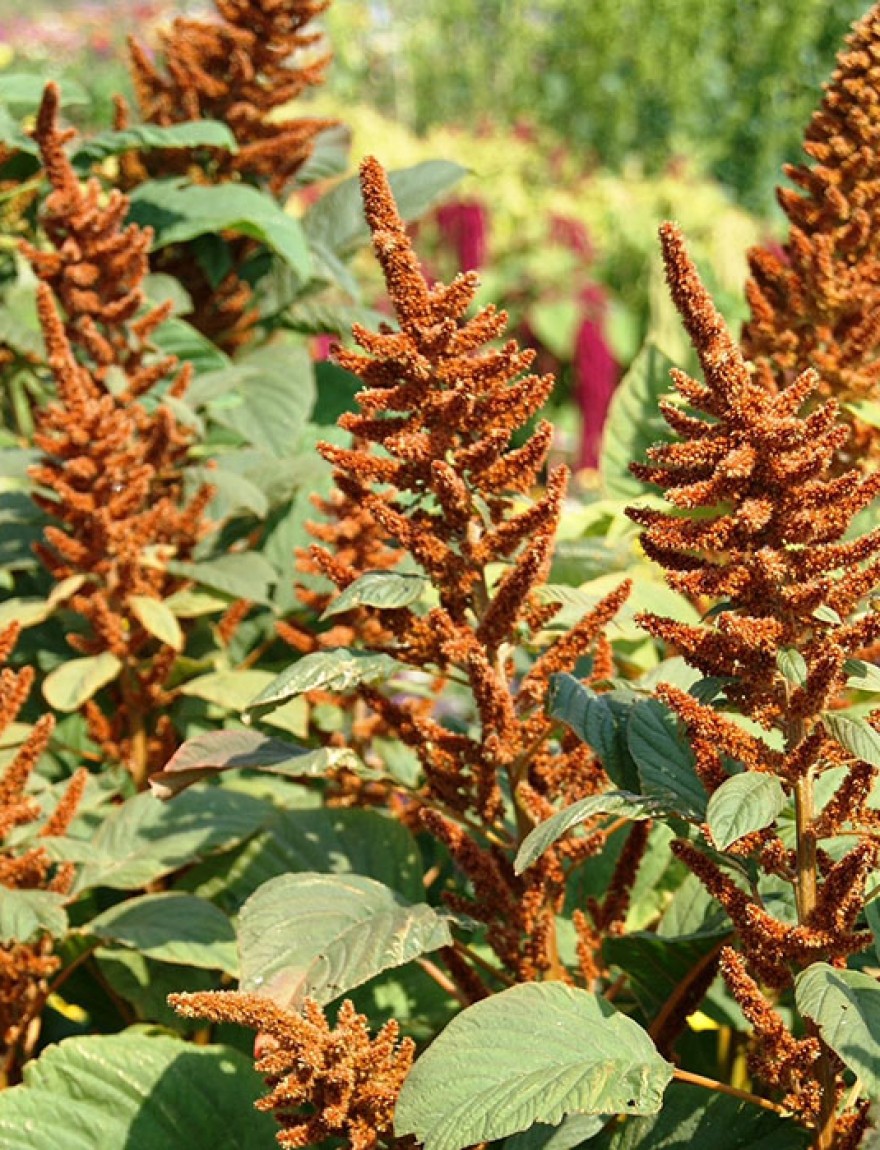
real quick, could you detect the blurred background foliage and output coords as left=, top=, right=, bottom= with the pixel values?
left=0, top=0, right=872, bottom=468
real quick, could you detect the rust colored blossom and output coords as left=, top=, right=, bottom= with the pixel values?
left=742, top=3, right=880, bottom=466
left=299, top=157, right=629, bottom=982
left=25, top=85, right=212, bottom=784
left=630, top=222, right=880, bottom=1132
left=0, top=624, right=85, bottom=1083
left=170, top=991, right=414, bottom=1150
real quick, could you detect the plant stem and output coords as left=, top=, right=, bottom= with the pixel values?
left=672, top=1068, right=787, bottom=1115
left=791, top=719, right=837, bottom=1150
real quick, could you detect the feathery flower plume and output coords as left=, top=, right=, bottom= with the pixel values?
left=24, top=84, right=212, bottom=784
left=128, top=0, right=336, bottom=195
left=0, top=624, right=85, bottom=1084
left=630, top=221, right=880, bottom=1136
left=742, top=2, right=880, bottom=466
left=125, top=0, right=337, bottom=352
left=304, top=157, right=629, bottom=981
left=169, top=991, right=414, bottom=1150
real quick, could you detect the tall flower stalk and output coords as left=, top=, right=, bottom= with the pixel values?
left=300, top=157, right=631, bottom=984
left=742, top=1, right=880, bottom=468
left=630, top=222, right=880, bottom=1147
left=25, top=84, right=212, bottom=785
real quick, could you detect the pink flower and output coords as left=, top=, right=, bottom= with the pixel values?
left=575, top=286, right=618, bottom=470
left=435, top=198, right=488, bottom=272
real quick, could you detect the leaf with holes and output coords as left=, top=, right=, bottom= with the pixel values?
left=245, top=648, right=401, bottom=717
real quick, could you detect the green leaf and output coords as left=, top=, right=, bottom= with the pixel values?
left=238, top=872, right=453, bottom=1006
left=777, top=647, right=807, bottom=687
left=394, top=983, right=673, bottom=1150
left=812, top=605, right=842, bottom=625
left=150, top=729, right=361, bottom=798
left=128, top=595, right=184, bottom=652
left=74, top=786, right=272, bottom=891
left=186, top=465, right=269, bottom=520
left=165, top=552, right=276, bottom=604
left=515, top=791, right=661, bottom=874
left=0, top=75, right=88, bottom=111
left=0, top=889, right=67, bottom=943
left=43, top=652, right=122, bottom=712
left=599, top=342, right=676, bottom=499
left=245, top=648, right=401, bottom=716
left=823, top=713, right=880, bottom=768
left=205, top=345, right=315, bottom=457
left=303, top=160, right=468, bottom=255
left=85, top=892, right=237, bottom=973
left=843, top=658, right=880, bottom=693
left=322, top=570, right=428, bottom=618
left=179, top=669, right=277, bottom=711
left=0, top=1031, right=277, bottom=1149
left=0, top=596, right=53, bottom=630
left=706, top=772, right=785, bottom=850
left=548, top=674, right=640, bottom=792
left=182, top=806, right=425, bottom=911
left=163, top=588, right=230, bottom=618
left=152, top=316, right=230, bottom=375
left=129, top=179, right=312, bottom=281
left=795, top=963, right=880, bottom=1098
left=583, top=1080, right=811, bottom=1148
left=72, top=121, right=237, bottom=165
left=628, top=698, right=707, bottom=819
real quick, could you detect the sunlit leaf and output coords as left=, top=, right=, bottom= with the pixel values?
left=395, top=983, right=673, bottom=1150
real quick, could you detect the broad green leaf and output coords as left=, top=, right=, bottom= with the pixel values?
left=795, top=963, right=880, bottom=1098
left=85, top=892, right=237, bottom=974
left=813, top=605, right=842, bottom=625
left=129, top=179, right=312, bottom=280
left=0, top=596, right=53, bottom=629
left=657, top=874, right=731, bottom=938
left=179, top=669, right=277, bottom=711
left=128, top=595, right=184, bottom=651
left=43, top=652, right=122, bottom=712
left=599, top=342, right=676, bottom=499
left=152, top=316, right=230, bottom=375
left=844, top=658, right=880, bottom=693
left=186, top=465, right=269, bottom=520
left=322, top=570, right=428, bottom=618
left=181, top=806, right=425, bottom=910
left=777, top=648, right=807, bottom=687
left=394, top=983, right=673, bottom=1150
left=74, top=786, right=272, bottom=891
left=548, top=674, right=640, bottom=792
left=706, top=772, right=786, bottom=850
left=583, top=1080, right=811, bottom=1148
left=866, top=899, right=880, bottom=964
left=246, top=648, right=401, bottom=716
left=238, top=872, right=453, bottom=1006
left=0, top=1031, right=277, bottom=1149
left=0, top=888, right=67, bottom=943
left=628, top=698, right=707, bottom=819
left=843, top=399, right=880, bottom=430
left=150, top=729, right=362, bottom=798
left=96, top=949, right=216, bottom=1033
left=303, top=160, right=468, bottom=255
left=163, top=588, right=230, bottom=618
left=165, top=552, right=276, bottom=604
left=515, top=791, right=661, bottom=874
left=824, top=713, right=880, bottom=768
left=206, top=344, right=315, bottom=458
left=72, top=120, right=237, bottom=165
